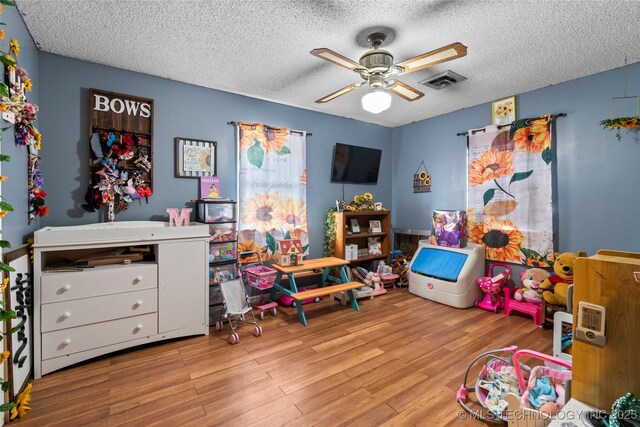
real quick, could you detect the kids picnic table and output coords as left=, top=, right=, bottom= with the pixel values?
left=269, top=257, right=364, bottom=326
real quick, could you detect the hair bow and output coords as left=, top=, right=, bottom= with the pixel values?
left=105, top=132, right=116, bottom=147
left=137, top=186, right=152, bottom=203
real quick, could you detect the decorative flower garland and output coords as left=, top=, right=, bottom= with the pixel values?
left=600, top=116, right=640, bottom=141
left=1, top=28, right=47, bottom=223
left=0, top=1, right=33, bottom=419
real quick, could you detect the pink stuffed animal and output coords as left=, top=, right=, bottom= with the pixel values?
left=514, top=268, right=551, bottom=304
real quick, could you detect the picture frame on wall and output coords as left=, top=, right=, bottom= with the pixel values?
left=175, top=137, right=217, bottom=178
left=349, top=219, right=360, bottom=233
left=491, top=96, right=516, bottom=126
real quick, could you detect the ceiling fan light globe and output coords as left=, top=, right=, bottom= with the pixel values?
left=362, top=91, right=392, bottom=114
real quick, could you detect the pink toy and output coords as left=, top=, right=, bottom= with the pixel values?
left=503, top=287, right=544, bottom=326
left=514, top=267, right=550, bottom=304
left=280, top=289, right=320, bottom=307
left=475, top=263, right=511, bottom=312
left=166, top=208, right=192, bottom=226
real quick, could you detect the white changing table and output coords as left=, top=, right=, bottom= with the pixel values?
left=32, top=221, right=210, bottom=378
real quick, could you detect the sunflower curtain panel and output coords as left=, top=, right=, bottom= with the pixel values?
left=467, top=116, right=554, bottom=265
left=236, top=122, right=308, bottom=264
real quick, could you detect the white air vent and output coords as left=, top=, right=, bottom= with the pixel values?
left=419, top=70, right=467, bottom=90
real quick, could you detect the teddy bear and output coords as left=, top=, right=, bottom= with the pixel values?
left=514, top=267, right=550, bottom=304
left=540, top=250, right=587, bottom=307
left=392, top=254, right=409, bottom=286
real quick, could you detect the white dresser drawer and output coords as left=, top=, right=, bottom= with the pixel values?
left=41, top=313, right=157, bottom=360
left=41, top=289, right=157, bottom=332
left=41, top=263, right=158, bottom=303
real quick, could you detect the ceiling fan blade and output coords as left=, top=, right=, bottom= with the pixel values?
left=388, top=81, right=425, bottom=101
left=396, top=42, right=467, bottom=74
left=315, top=83, right=360, bottom=103
left=311, top=48, right=363, bottom=71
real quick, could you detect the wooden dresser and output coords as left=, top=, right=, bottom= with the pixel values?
left=33, top=221, right=210, bottom=378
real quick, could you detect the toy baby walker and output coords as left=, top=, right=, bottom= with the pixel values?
left=476, top=263, right=512, bottom=313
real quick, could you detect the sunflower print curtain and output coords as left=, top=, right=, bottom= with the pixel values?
left=467, top=116, right=554, bottom=265
left=237, top=122, right=308, bottom=264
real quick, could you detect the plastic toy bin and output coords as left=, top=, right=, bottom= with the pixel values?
left=197, top=202, right=237, bottom=223
left=209, top=262, right=238, bottom=285
left=209, top=242, right=237, bottom=263
left=207, top=223, right=237, bottom=242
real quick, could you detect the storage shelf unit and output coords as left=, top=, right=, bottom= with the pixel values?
left=195, top=199, right=238, bottom=323
left=334, top=211, right=391, bottom=266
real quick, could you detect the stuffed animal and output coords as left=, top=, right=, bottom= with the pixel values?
left=540, top=251, right=587, bottom=306
left=392, top=254, right=409, bottom=285
left=514, top=267, right=551, bottom=303
left=377, top=260, right=393, bottom=275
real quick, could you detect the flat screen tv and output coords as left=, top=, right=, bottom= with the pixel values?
left=330, top=143, right=382, bottom=184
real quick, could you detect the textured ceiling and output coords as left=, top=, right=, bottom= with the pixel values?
left=16, top=0, right=640, bottom=128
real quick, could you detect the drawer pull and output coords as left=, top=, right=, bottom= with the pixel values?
left=134, top=324, right=143, bottom=332
left=63, top=338, right=71, bottom=346
left=62, top=284, right=71, bottom=292
left=134, top=276, right=143, bottom=283
left=133, top=300, right=143, bottom=308
left=61, top=312, right=71, bottom=320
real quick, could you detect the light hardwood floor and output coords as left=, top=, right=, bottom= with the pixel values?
left=17, top=289, right=552, bottom=426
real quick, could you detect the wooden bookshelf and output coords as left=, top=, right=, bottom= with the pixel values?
left=334, top=211, right=391, bottom=266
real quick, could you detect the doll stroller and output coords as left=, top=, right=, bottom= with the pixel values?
left=240, top=251, right=278, bottom=320
left=215, top=278, right=263, bottom=344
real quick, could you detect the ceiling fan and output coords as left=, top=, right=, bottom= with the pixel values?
left=311, top=33, right=467, bottom=109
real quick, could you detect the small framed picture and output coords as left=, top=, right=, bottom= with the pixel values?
left=369, top=220, right=382, bottom=233
left=175, top=137, right=217, bottom=178
left=349, top=219, right=360, bottom=233
left=492, top=96, right=516, bottom=126
left=367, top=237, right=382, bottom=255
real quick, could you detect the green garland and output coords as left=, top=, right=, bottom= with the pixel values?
left=323, top=207, right=337, bottom=257
left=600, top=116, right=640, bottom=141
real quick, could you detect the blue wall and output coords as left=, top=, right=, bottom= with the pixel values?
left=2, top=6, right=39, bottom=247
left=36, top=53, right=392, bottom=258
left=392, top=62, right=640, bottom=256
left=8, top=35, right=639, bottom=260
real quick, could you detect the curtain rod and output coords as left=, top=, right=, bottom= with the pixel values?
left=227, top=121, right=312, bottom=136
left=456, top=113, right=567, bottom=137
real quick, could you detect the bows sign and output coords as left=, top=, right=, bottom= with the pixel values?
left=87, top=89, right=154, bottom=222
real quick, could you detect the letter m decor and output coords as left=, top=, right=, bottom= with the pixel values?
left=167, top=208, right=192, bottom=226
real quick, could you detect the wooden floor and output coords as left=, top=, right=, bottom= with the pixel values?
left=17, top=289, right=552, bottom=426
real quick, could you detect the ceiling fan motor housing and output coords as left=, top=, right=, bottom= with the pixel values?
left=359, top=49, right=394, bottom=74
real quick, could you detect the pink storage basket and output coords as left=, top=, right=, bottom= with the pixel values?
left=244, top=265, right=277, bottom=290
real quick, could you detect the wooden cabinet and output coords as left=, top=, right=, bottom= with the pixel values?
left=33, top=221, right=209, bottom=378
left=334, top=211, right=391, bottom=265
left=572, top=250, right=640, bottom=409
